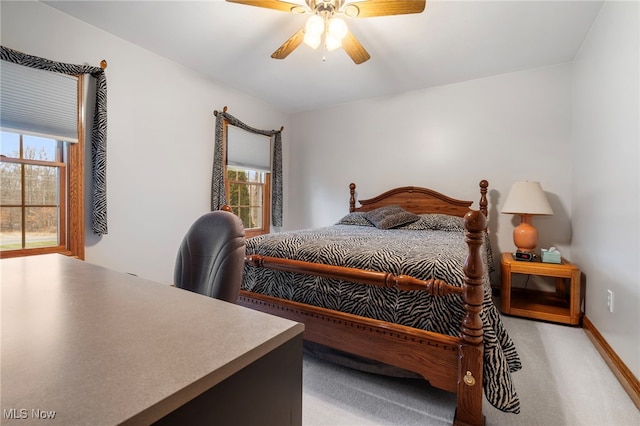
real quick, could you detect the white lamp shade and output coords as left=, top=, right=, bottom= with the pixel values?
left=501, top=181, right=553, bottom=215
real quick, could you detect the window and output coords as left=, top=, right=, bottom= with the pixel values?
left=0, top=63, right=84, bottom=259
left=213, top=110, right=282, bottom=229
left=223, top=122, right=273, bottom=237
left=226, top=166, right=270, bottom=237
left=0, top=132, right=66, bottom=251
left=0, top=130, right=83, bottom=258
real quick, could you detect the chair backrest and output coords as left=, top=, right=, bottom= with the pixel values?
left=174, top=210, right=245, bottom=303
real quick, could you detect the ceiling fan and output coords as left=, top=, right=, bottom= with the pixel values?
left=226, top=0, right=426, bottom=64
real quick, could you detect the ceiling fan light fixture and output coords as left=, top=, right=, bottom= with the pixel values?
left=225, top=0, right=427, bottom=64
left=303, top=32, right=322, bottom=49
left=305, top=14, right=325, bottom=36
left=325, top=32, right=342, bottom=51
left=328, top=17, right=348, bottom=40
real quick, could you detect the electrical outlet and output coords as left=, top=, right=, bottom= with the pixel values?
left=607, top=290, right=614, bottom=313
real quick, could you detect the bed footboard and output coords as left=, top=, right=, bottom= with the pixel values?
left=240, top=210, right=487, bottom=425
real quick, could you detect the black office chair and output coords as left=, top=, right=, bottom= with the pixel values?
left=174, top=209, right=245, bottom=303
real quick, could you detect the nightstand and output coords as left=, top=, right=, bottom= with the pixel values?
left=500, top=252, right=582, bottom=325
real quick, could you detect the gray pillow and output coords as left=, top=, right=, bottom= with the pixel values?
left=400, top=213, right=465, bottom=231
left=420, top=213, right=465, bottom=231
left=336, top=212, right=374, bottom=227
left=363, top=205, right=419, bottom=229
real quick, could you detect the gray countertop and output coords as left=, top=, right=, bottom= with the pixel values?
left=1, top=254, right=304, bottom=425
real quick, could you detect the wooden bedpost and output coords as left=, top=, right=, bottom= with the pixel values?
left=349, top=183, right=357, bottom=213
left=479, top=180, right=489, bottom=219
left=455, top=210, right=487, bottom=426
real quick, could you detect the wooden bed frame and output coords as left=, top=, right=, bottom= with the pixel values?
left=238, top=180, right=490, bottom=426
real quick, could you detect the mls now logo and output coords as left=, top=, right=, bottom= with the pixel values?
left=3, top=408, right=57, bottom=419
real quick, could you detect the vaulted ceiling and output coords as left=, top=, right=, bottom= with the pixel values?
left=43, top=0, right=604, bottom=113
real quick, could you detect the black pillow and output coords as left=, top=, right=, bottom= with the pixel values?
left=363, top=205, right=420, bottom=229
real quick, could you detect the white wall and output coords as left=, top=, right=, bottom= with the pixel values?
left=0, top=1, right=290, bottom=284
left=572, top=1, right=639, bottom=379
left=288, top=65, right=575, bottom=261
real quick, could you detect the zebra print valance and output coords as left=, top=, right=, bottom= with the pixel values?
left=0, top=46, right=108, bottom=236
left=212, top=108, right=283, bottom=227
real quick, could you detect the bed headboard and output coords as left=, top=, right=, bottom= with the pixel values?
left=349, top=180, right=489, bottom=219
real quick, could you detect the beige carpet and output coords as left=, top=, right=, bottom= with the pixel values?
left=302, top=315, right=639, bottom=425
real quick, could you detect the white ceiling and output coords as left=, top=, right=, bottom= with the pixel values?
left=43, top=0, right=604, bottom=113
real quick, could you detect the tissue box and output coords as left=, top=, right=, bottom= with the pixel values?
left=541, top=248, right=562, bottom=264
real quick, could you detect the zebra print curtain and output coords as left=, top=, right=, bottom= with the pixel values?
left=0, top=46, right=108, bottom=235
left=212, top=109, right=283, bottom=227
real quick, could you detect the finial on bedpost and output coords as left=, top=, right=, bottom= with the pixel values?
left=479, top=180, right=489, bottom=219
left=461, top=210, right=486, bottom=346
left=349, top=183, right=357, bottom=213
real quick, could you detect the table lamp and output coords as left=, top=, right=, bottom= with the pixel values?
left=501, top=181, right=553, bottom=255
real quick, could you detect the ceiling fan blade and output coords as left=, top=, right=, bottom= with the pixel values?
left=342, top=31, right=370, bottom=64
left=345, top=0, right=426, bottom=18
left=225, top=0, right=305, bottom=14
left=271, top=28, right=306, bottom=59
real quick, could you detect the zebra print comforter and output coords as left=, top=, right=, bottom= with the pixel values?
left=242, top=214, right=522, bottom=413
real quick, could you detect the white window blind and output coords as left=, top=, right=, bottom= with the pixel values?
left=227, top=125, right=271, bottom=172
left=0, top=60, right=79, bottom=143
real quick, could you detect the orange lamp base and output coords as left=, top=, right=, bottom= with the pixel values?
left=513, top=214, right=538, bottom=253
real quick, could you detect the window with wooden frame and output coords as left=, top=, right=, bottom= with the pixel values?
left=224, top=123, right=272, bottom=237
left=0, top=62, right=84, bottom=259
left=226, top=167, right=271, bottom=237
